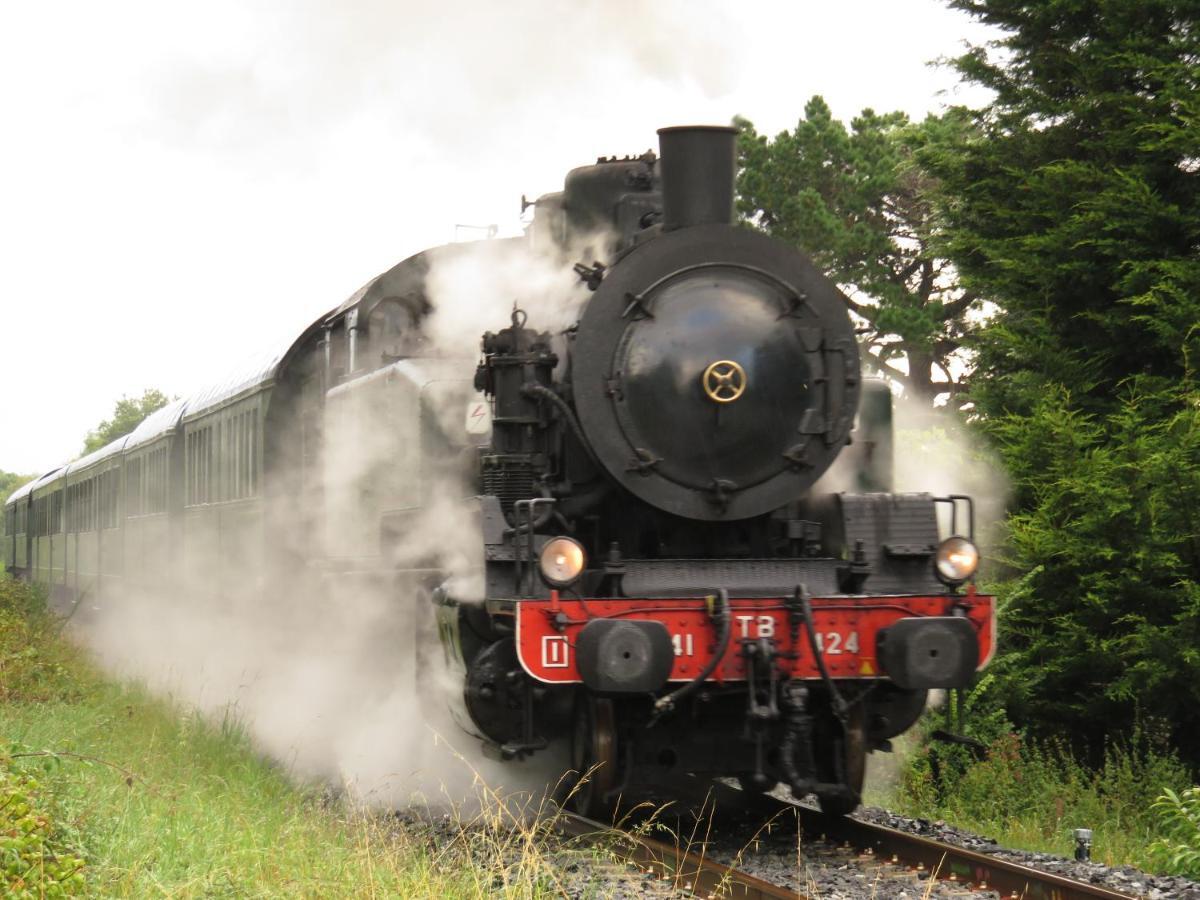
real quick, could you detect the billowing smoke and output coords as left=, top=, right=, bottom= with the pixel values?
left=859, top=391, right=1009, bottom=800
left=890, top=394, right=1010, bottom=565
left=815, top=382, right=1010, bottom=563
left=71, top=230, right=606, bottom=811
left=423, top=233, right=601, bottom=357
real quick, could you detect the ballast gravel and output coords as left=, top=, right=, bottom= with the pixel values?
left=855, top=806, right=1200, bottom=900
left=390, top=800, right=1200, bottom=898
left=389, top=807, right=686, bottom=898
left=702, top=804, right=1004, bottom=899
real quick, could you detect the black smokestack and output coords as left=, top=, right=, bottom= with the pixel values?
left=656, top=125, right=737, bottom=231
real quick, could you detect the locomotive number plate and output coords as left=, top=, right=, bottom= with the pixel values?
left=514, top=594, right=995, bottom=685
left=671, top=625, right=860, bottom=656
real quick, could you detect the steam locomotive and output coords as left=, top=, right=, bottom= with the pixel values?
left=3, top=125, right=993, bottom=817
left=453, top=126, right=994, bottom=815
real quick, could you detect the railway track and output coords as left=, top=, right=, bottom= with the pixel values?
left=554, top=781, right=1144, bottom=899
left=558, top=810, right=797, bottom=899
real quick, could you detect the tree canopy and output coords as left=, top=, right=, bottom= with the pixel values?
left=930, top=0, right=1200, bottom=415
left=736, top=99, right=985, bottom=405
left=926, top=0, right=1200, bottom=759
left=82, top=389, right=171, bottom=455
left=0, top=470, right=33, bottom=506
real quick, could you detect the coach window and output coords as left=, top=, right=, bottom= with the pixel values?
left=101, top=469, right=116, bottom=528
left=220, top=419, right=229, bottom=502
left=190, top=433, right=198, bottom=504
left=249, top=414, right=258, bottom=496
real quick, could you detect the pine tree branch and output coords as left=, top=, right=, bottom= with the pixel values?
left=841, top=294, right=876, bottom=319
left=891, top=256, right=926, bottom=285
left=876, top=358, right=912, bottom=385
left=939, top=291, right=980, bottom=318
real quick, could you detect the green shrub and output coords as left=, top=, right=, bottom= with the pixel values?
left=893, top=712, right=1193, bottom=869
left=1, top=755, right=87, bottom=898
left=1149, top=787, right=1200, bottom=877
left=0, top=576, right=85, bottom=704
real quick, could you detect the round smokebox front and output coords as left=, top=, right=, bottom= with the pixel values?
left=572, top=225, right=861, bottom=521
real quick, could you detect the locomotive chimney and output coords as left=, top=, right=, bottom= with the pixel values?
left=657, top=125, right=737, bottom=231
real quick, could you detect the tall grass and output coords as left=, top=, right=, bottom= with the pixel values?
left=0, top=574, right=594, bottom=897
left=891, top=715, right=1195, bottom=872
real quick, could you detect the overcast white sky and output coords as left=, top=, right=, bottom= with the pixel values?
left=0, top=0, right=999, bottom=474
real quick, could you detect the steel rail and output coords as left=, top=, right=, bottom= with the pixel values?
left=701, top=780, right=1141, bottom=900
left=556, top=810, right=807, bottom=899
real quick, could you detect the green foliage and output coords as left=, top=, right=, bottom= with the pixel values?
left=0, top=470, right=34, bottom=506
left=924, top=0, right=1200, bottom=763
left=0, top=574, right=581, bottom=897
left=929, top=0, right=1200, bottom=416
left=1, top=757, right=87, bottom=898
left=0, top=576, right=85, bottom=705
left=82, top=389, right=171, bottom=455
left=982, top=381, right=1200, bottom=753
left=896, top=717, right=1192, bottom=869
left=1150, top=786, right=1200, bottom=877
left=736, top=98, right=984, bottom=404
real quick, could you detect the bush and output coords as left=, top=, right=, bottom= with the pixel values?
left=893, top=711, right=1193, bottom=869
left=1, top=755, right=87, bottom=898
left=0, top=576, right=85, bottom=704
left=1150, top=787, right=1200, bottom=877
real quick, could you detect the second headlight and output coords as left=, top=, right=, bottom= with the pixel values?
left=935, top=536, right=980, bottom=584
left=539, top=536, right=586, bottom=587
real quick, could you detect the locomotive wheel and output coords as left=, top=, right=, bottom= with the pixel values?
left=565, top=694, right=618, bottom=819
left=816, top=702, right=867, bottom=817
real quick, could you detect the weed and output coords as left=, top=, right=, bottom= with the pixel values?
left=2, top=749, right=88, bottom=898
left=892, top=709, right=1194, bottom=871
left=1149, top=787, right=1200, bottom=877
left=0, top=574, right=576, bottom=897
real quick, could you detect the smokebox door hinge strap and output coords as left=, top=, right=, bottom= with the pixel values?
left=821, top=338, right=857, bottom=446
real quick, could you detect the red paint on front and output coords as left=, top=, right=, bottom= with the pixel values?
left=515, top=594, right=995, bottom=684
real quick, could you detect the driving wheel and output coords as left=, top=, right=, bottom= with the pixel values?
left=816, top=702, right=867, bottom=816
left=566, top=694, right=618, bottom=819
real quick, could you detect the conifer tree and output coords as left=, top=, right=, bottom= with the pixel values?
left=930, top=0, right=1200, bottom=757
left=737, top=99, right=981, bottom=405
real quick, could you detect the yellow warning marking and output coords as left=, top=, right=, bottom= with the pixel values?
left=859, top=659, right=876, bottom=675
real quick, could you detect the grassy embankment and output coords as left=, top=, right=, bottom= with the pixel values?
left=883, top=680, right=1200, bottom=877
left=7, top=566, right=1200, bottom=894
left=0, top=574, right=571, bottom=898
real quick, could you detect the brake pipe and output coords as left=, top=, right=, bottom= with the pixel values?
left=651, top=589, right=732, bottom=720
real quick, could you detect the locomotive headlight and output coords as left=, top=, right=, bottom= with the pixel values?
left=935, top=536, right=980, bottom=584
left=539, top=537, right=586, bottom=587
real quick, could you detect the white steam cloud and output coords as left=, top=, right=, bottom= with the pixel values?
left=71, top=232, right=601, bottom=810
left=891, top=394, right=1010, bottom=562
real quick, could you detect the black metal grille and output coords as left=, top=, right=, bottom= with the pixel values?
left=480, top=455, right=536, bottom=514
